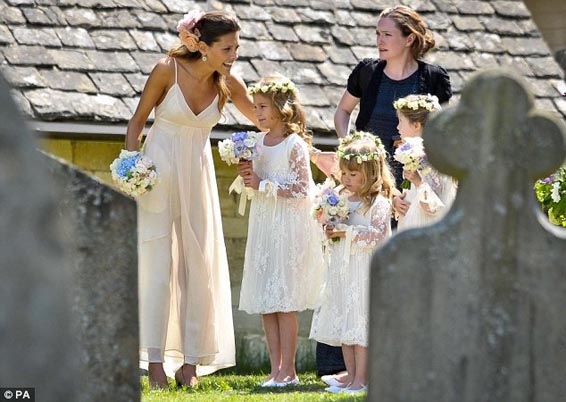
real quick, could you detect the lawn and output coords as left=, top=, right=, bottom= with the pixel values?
left=141, top=372, right=366, bottom=401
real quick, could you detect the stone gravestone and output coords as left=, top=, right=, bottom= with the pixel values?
left=369, top=70, right=566, bottom=401
left=0, top=74, right=78, bottom=400
left=43, top=153, right=139, bottom=402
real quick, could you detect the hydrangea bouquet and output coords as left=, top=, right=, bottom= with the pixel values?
left=312, top=178, right=350, bottom=228
left=535, top=165, right=566, bottom=227
left=218, top=131, right=261, bottom=165
left=393, top=136, right=430, bottom=189
left=110, top=150, right=157, bottom=197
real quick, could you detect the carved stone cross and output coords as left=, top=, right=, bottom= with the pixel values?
left=369, top=70, right=566, bottom=401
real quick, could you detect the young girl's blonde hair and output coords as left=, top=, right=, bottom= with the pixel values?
left=338, top=132, right=395, bottom=209
left=249, top=75, right=312, bottom=146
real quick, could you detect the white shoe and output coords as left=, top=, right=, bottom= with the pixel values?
left=320, top=375, right=343, bottom=387
left=272, top=377, right=299, bottom=387
left=342, top=385, right=368, bottom=394
left=258, top=378, right=275, bottom=387
left=325, top=385, right=346, bottom=393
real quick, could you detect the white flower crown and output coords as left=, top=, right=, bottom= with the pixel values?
left=393, top=94, right=441, bottom=112
left=248, top=79, right=298, bottom=96
left=337, top=131, right=385, bottom=164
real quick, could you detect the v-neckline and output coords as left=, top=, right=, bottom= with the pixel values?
left=173, top=83, right=218, bottom=117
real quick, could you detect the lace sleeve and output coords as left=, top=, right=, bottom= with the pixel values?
left=259, top=139, right=310, bottom=199
left=421, top=167, right=443, bottom=196
left=352, top=196, right=392, bottom=249
left=273, top=140, right=310, bottom=199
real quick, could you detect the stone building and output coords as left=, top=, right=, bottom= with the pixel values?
left=1, top=0, right=564, bottom=368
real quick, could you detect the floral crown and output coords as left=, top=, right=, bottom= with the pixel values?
left=177, top=10, right=205, bottom=52
left=393, top=94, right=441, bottom=112
left=248, top=79, right=298, bottom=96
left=337, top=131, right=386, bottom=164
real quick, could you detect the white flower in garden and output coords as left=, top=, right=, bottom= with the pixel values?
left=551, top=182, right=561, bottom=203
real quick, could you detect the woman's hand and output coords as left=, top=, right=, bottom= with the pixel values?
left=403, top=169, right=422, bottom=187
left=325, top=226, right=346, bottom=239
left=237, top=160, right=253, bottom=176
left=313, top=152, right=338, bottom=178
left=393, top=192, right=411, bottom=217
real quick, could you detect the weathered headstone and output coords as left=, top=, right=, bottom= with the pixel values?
left=44, top=154, right=139, bottom=402
left=369, top=69, right=566, bottom=401
left=0, top=74, right=78, bottom=400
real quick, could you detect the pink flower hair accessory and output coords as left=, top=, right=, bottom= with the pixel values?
left=177, top=10, right=205, bottom=52
left=177, top=10, right=205, bottom=33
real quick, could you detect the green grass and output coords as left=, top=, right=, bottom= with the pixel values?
left=141, top=372, right=366, bottom=401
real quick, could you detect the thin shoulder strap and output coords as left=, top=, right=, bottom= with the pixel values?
left=173, top=57, right=178, bottom=84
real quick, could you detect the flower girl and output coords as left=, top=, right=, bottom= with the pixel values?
left=237, top=75, right=324, bottom=387
left=310, top=132, right=394, bottom=394
left=393, top=94, right=457, bottom=230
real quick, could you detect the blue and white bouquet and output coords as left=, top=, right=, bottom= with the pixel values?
left=312, top=178, right=350, bottom=228
left=394, top=136, right=430, bottom=189
left=110, top=150, right=157, bottom=197
left=535, top=165, right=566, bottom=227
left=218, top=131, right=261, bottom=165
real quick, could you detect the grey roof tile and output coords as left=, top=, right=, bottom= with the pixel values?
left=479, top=16, right=525, bottom=36
left=451, top=16, right=484, bottom=32
left=85, top=50, right=139, bottom=72
left=4, top=45, right=57, bottom=66
left=1, top=65, right=48, bottom=88
left=0, top=24, right=15, bottom=44
left=133, top=10, right=168, bottom=29
left=317, top=61, right=352, bottom=85
left=231, top=60, right=260, bottom=83
left=296, top=8, right=335, bottom=25
left=233, top=4, right=272, bottom=21
left=265, top=22, right=299, bottom=42
left=12, top=27, right=62, bottom=47
left=63, top=8, right=100, bottom=28
left=49, top=48, right=96, bottom=70
left=289, top=43, right=327, bottom=62
left=501, top=37, right=550, bottom=56
left=239, top=20, right=271, bottom=40
left=56, top=27, right=96, bottom=48
left=124, top=72, right=149, bottom=93
left=21, top=7, right=59, bottom=25
left=325, top=45, right=357, bottom=65
left=89, top=72, right=136, bottom=96
left=129, top=29, right=160, bottom=51
left=269, top=7, right=301, bottom=24
left=0, top=6, right=26, bottom=24
left=0, top=0, right=562, bottom=135
left=41, top=69, right=98, bottom=93
left=491, top=1, right=531, bottom=18
left=292, top=24, right=333, bottom=46
left=90, top=29, right=138, bottom=50
left=455, top=1, right=495, bottom=15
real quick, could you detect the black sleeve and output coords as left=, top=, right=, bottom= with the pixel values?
left=346, top=59, right=370, bottom=98
left=434, top=65, right=452, bottom=104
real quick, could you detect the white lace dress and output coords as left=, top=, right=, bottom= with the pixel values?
left=310, top=195, right=392, bottom=347
left=397, top=166, right=457, bottom=231
left=238, top=133, right=325, bottom=314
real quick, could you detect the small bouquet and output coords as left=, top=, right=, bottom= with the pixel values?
left=110, top=150, right=157, bottom=197
left=535, top=165, right=566, bottom=227
left=218, top=131, right=261, bottom=165
left=393, top=137, right=430, bottom=189
left=312, top=178, right=350, bottom=228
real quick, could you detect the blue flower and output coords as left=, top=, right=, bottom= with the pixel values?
left=233, top=142, right=246, bottom=157
left=117, top=155, right=139, bottom=177
left=327, top=193, right=339, bottom=206
left=232, top=131, right=247, bottom=142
